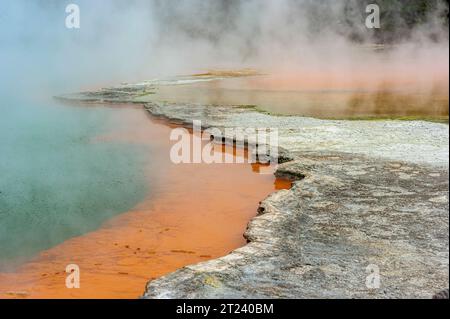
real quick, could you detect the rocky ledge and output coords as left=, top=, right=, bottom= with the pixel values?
left=57, top=83, right=449, bottom=298
left=144, top=152, right=448, bottom=298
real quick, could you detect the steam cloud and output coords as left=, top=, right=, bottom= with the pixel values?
left=0, top=0, right=448, bottom=103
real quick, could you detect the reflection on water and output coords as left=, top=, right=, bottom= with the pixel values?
left=149, top=76, right=449, bottom=118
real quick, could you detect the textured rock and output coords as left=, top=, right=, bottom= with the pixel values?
left=144, top=154, right=448, bottom=299
left=433, top=289, right=449, bottom=299
left=57, top=81, right=449, bottom=299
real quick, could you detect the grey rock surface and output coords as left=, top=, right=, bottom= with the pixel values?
left=144, top=101, right=449, bottom=168
left=144, top=154, right=448, bottom=299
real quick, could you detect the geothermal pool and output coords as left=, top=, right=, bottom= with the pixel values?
left=0, top=100, right=289, bottom=298
left=149, top=74, right=449, bottom=120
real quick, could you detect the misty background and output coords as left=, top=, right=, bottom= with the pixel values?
left=0, top=0, right=448, bottom=95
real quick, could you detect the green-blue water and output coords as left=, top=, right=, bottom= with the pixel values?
left=0, top=99, right=149, bottom=270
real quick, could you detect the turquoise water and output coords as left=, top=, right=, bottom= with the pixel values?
left=0, top=99, right=149, bottom=270
left=0, top=1, right=159, bottom=272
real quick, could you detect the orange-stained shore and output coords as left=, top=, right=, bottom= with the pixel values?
left=0, top=106, right=290, bottom=299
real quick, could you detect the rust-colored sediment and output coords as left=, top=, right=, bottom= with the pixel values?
left=0, top=106, right=290, bottom=299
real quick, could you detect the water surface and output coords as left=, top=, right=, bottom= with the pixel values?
left=0, top=99, right=151, bottom=270
left=0, top=105, right=290, bottom=298
left=149, top=76, right=449, bottom=119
